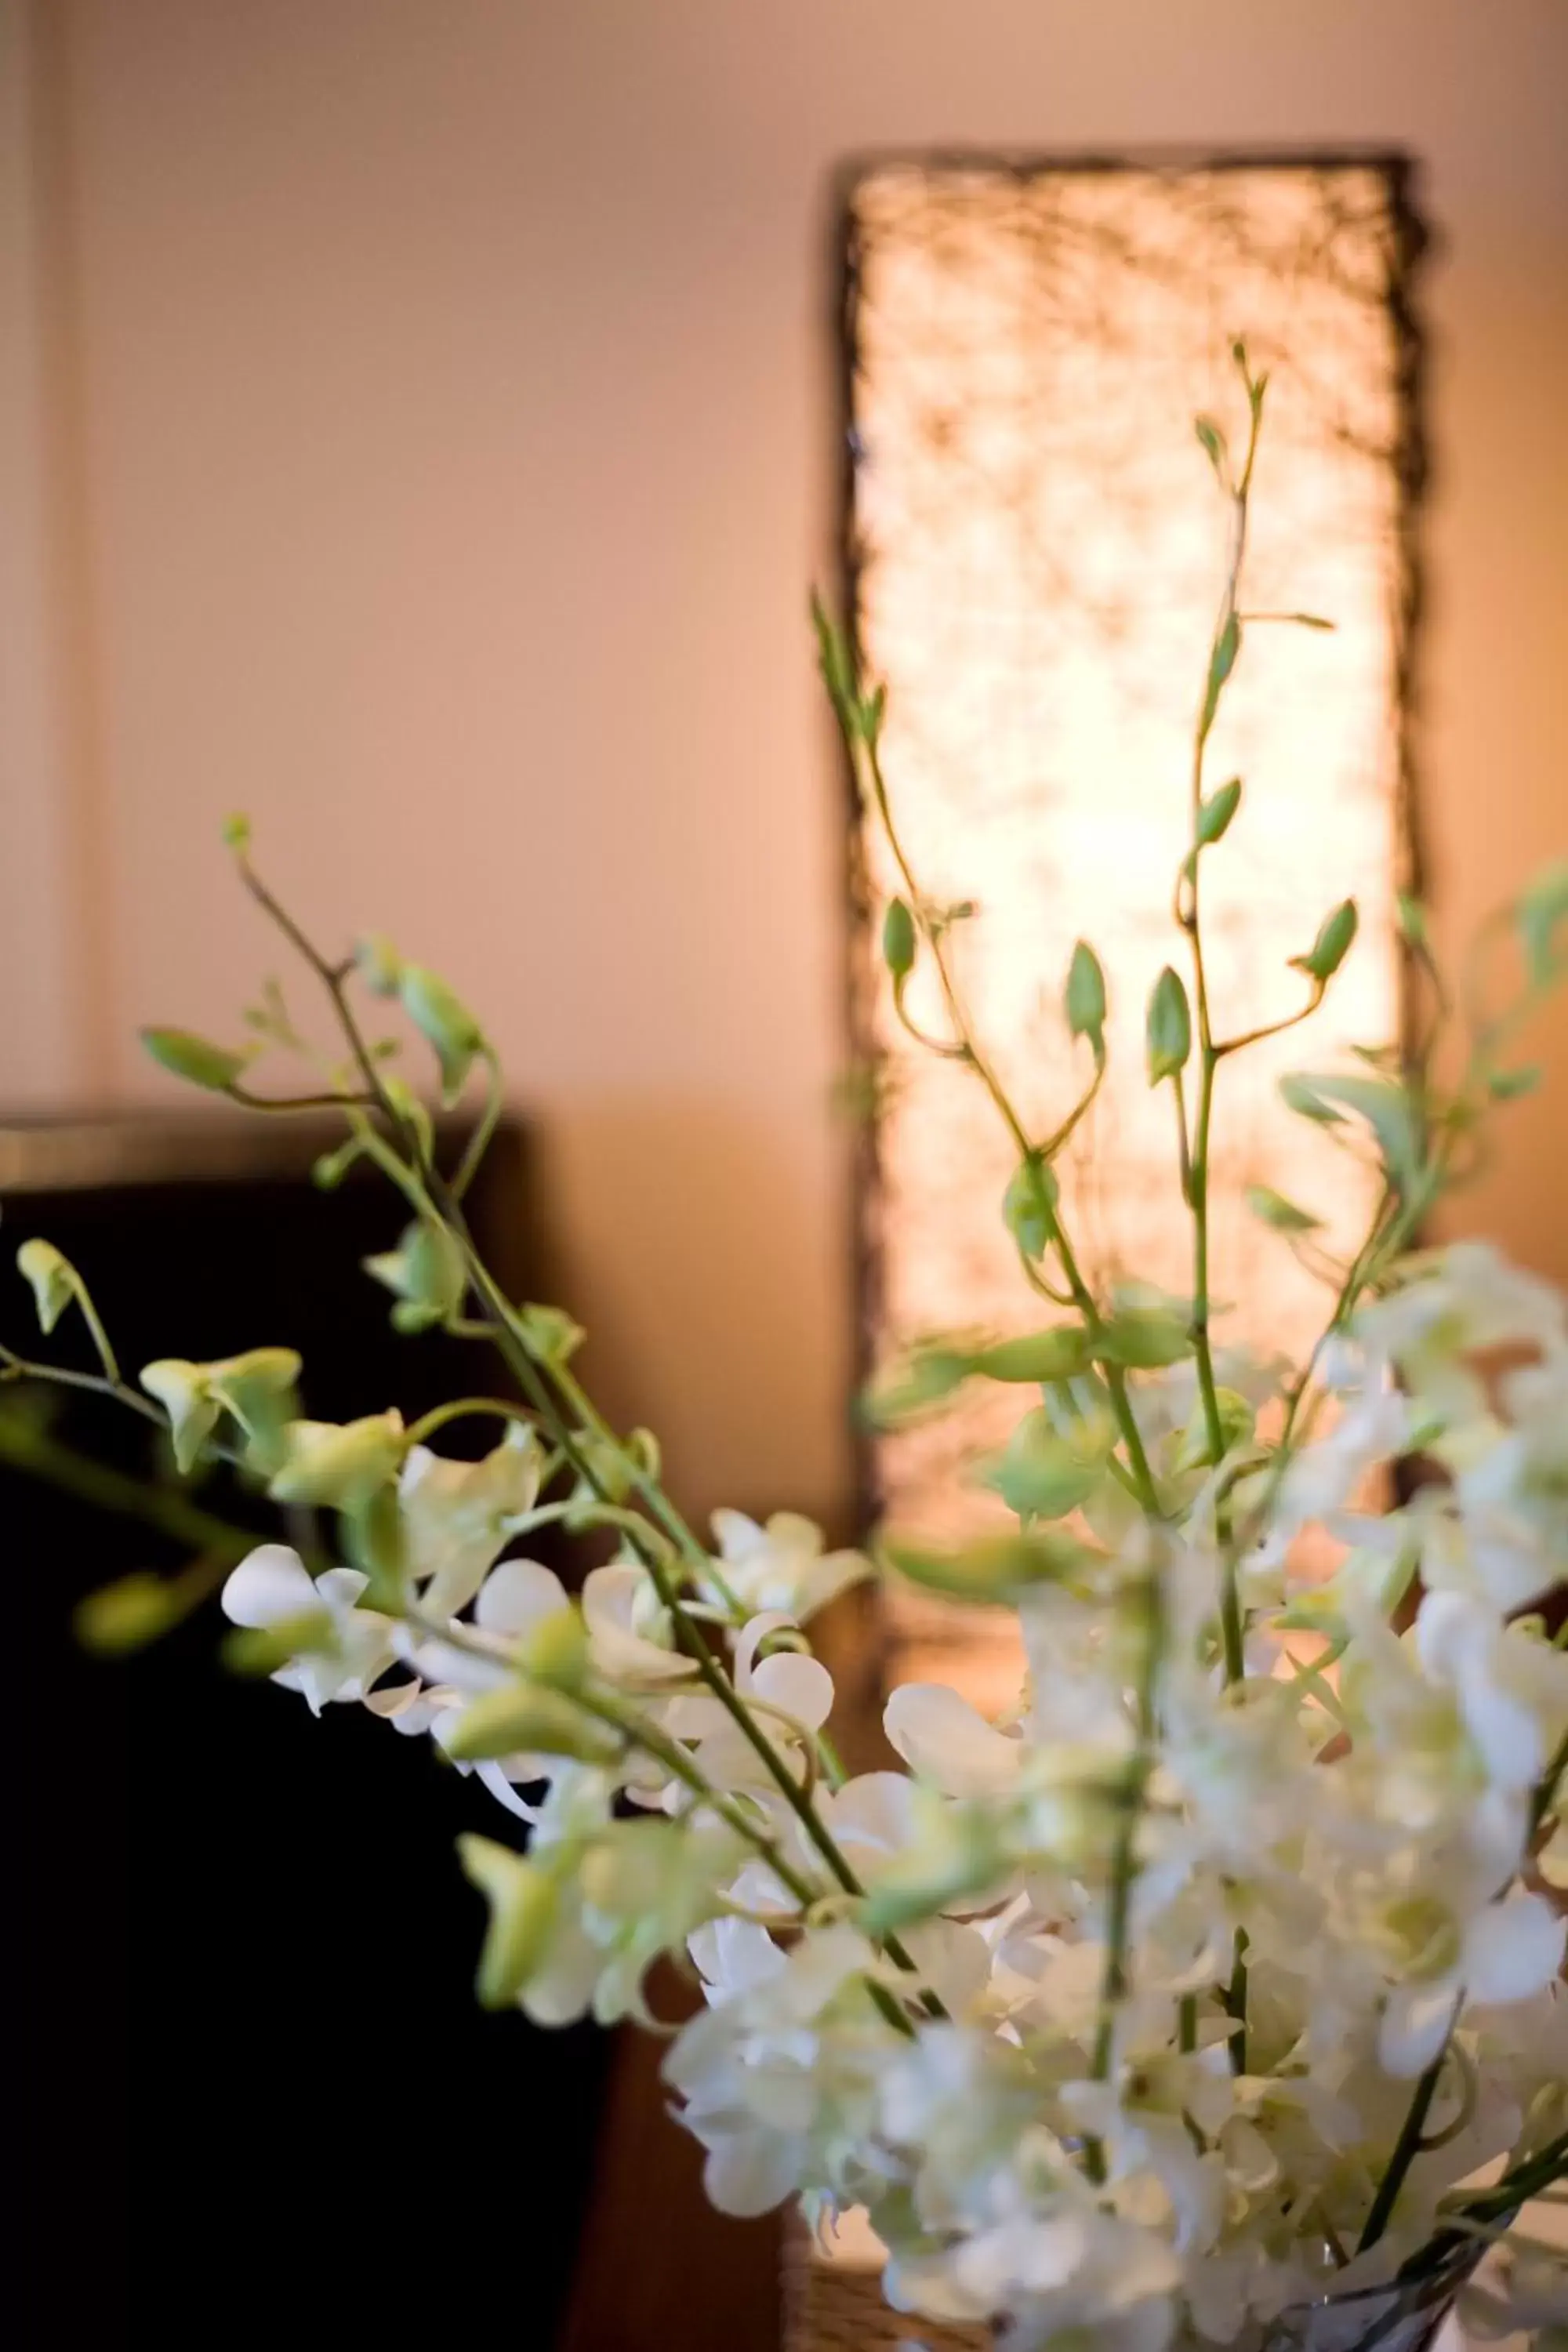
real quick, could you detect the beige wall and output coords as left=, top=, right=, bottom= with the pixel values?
left=3, top=0, right=1565, bottom=1528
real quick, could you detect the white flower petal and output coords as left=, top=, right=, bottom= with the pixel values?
left=1379, top=1980, right=1458, bottom=2077
left=702, top=2126, right=804, bottom=2217
left=749, top=1650, right=834, bottom=1731
left=474, top=1556, right=570, bottom=1636
left=221, top=1544, right=318, bottom=1628
left=884, top=1683, right=1022, bottom=1797
left=1465, top=1891, right=1567, bottom=2007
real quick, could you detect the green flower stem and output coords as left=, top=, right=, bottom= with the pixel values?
left=1, top=1345, right=165, bottom=1430
left=448, top=1047, right=505, bottom=1202
left=1181, top=383, right=1268, bottom=2063
left=862, top=736, right=1164, bottom=1523
left=344, top=1045, right=945, bottom=2009
left=1358, top=2028, right=1457, bottom=2256
left=403, top=1396, right=539, bottom=1448
left=0, top=1410, right=260, bottom=1563
left=409, top=1605, right=923, bottom=2041
left=1087, top=1559, right=1167, bottom=2147
left=577, top=1688, right=920, bottom=2040
left=68, top=1280, right=123, bottom=1387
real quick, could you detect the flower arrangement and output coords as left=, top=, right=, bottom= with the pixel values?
left=6, top=350, right=1568, bottom=2351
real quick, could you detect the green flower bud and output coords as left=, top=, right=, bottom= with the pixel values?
left=268, top=1411, right=406, bottom=1508
left=457, top=1836, right=561, bottom=2009
left=884, top=1526, right=1098, bottom=1605
left=16, top=1238, right=78, bottom=1334
left=514, top=1302, right=585, bottom=1368
left=343, top=1482, right=408, bottom=1611
left=1196, top=777, right=1242, bottom=848
left=1002, top=1154, right=1058, bottom=1261
left=1145, top=967, right=1191, bottom=1086
left=1099, top=1289, right=1193, bottom=1370
left=970, top=1327, right=1093, bottom=1384
left=363, top=1218, right=466, bottom=1333
left=1194, top=414, right=1228, bottom=477
left=1171, top=1388, right=1256, bottom=1474
left=74, top=1573, right=184, bottom=1655
left=1486, top=1063, right=1542, bottom=1102
left=220, top=811, right=252, bottom=850
left=1517, top=862, right=1568, bottom=989
left=1064, top=941, right=1106, bottom=1048
left=1396, top=892, right=1430, bottom=951
left=882, top=896, right=917, bottom=981
left=139, top=1358, right=221, bottom=1472
left=222, top=1610, right=335, bottom=1677
left=355, top=933, right=405, bottom=998
left=982, top=1410, right=1105, bottom=1522
left=399, top=964, right=483, bottom=1104
left=207, top=1347, right=303, bottom=1474
left=1200, top=612, right=1241, bottom=732
left=1244, top=1185, right=1321, bottom=1235
left=139, top=1026, right=248, bottom=1093
left=517, top=1604, right=590, bottom=1692
left=1285, top=1073, right=1421, bottom=1185
left=1291, top=897, right=1359, bottom=984
left=312, top=1138, right=365, bottom=1191
left=445, top=1682, right=616, bottom=1765
left=862, top=1344, right=975, bottom=1426
left=626, top=1426, right=661, bottom=1483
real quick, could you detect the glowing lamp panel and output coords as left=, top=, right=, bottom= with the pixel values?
left=844, top=165, right=1417, bottom=1695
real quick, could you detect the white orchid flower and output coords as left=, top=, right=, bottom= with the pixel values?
left=884, top=1682, right=1024, bottom=1798
left=706, top=1509, right=870, bottom=1623
left=1377, top=1886, right=1566, bottom=2075
left=221, top=1543, right=395, bottom=1714
left=398, top=1422, right=543, bottom=1617
left=1415, top=1588, right=1568, bottom=1792
left=661, top=1612, right=835, bottom=1811
left=580, top=1559, right=696, bottom=1684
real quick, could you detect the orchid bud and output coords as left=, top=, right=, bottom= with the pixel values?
left=1291, top=898, right=1359, bottom=985
left=139, top=1358, right=221, bottom=1472
left=344, top=1482, right=408, bottom=1611
left=883, top=897, right=917, bottom=981
left=1098, top=1295, right=1193, bottom=1370
left=16, top=1239, right=78, bottom=1335
left=517, top=1604, right=590, bottom=1692
left=445, top=1683, right=615, bottom=1765
left=1002, top=1155, right=1058, bottom=1261
left=1145, top=967, right=1191, bottom=1085
left=514, top=1302, right=585, bottom=1369
left=75, top=1573, right=184, bottom=1655
left=971, top=1328, right=1092, bottom=1384
left=1518, top=862, right=1568, bottom=988
left=398, top=964, right=483, bottom=1103
left=223, top=1609, right=335, bottom=1677
left=268, top=1411, right=406, bottom=1508
left=982, top=1410, right=1105, bottom=1523
left=1064, top=941, right=1106, bottom=1050
left=208, top=1348, right=303, bottom=1474
left=885, top=1526, right=1096, bottom=1604
left=1194, top=414, right=1228, bottom=478
left=1245, top=1185, right=1320, bottom=1235
left=457, top=1836, right=560, bottom=2009
left=1196, top=777, right=1242, bottom=848
left=363, top=1218, right=466, bottom=1333
left=1171, top=1388, right=1256, bottom=1474
left=863, top=1345, right=975, bottom=1426
left=355, top=933, right=405, bottom=997
left=139, top=1026, right=248, bottom=1093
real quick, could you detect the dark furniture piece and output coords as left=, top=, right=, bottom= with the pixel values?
left=9, top=1111, right=610, bottom=2348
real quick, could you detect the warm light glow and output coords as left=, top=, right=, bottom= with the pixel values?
left=844, top=162, right=1421, bottom=1700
